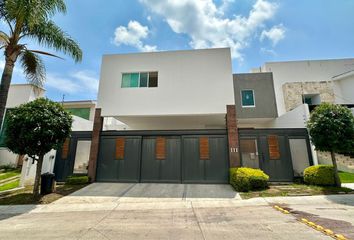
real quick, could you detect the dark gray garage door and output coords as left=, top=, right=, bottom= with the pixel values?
left=140, top=136, right=181, bottom=183
left=182, top=135, right=229, bottom=183
left=96, top=136, right=141, bottom=182
left=96, top=132, right=229, bottom=183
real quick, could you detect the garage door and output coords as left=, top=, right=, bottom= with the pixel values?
left=96, top=136, right=141, bottom=182
left=96, top=133, right=229, bottom=183
left=140, top=136, right=181, bottom=183
left=182, top=135, right=229, bottom=183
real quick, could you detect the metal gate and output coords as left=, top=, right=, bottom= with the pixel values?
left=182, top=135, right=229, bottom=183
left=140, top=136, right=181, bottom=183
left=96, top=136, right=141, bottom=182
left=239, top=129, right=313, bottom=182
left=54, top=131, right=92, bottom=182
left=96, top=130, right=229, bottom=183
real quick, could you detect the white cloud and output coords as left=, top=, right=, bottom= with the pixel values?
left=113, top=20, right=157, bottom=52
left=46, top=70, right=99, bottom=95
left=260, top=24, right=286, bottom=46
left=139, top=0, right=280, bottom=60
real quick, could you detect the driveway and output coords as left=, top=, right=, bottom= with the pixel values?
left=0, top=183, right=353, bottom=239
left=54, top=183, right=241, bottom=204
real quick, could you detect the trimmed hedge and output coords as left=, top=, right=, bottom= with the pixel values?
left=303, top=165, right=335, bottom=186
left=230, top=167, right=269, bottom=192
left=66, top=175, right=89, bottom=185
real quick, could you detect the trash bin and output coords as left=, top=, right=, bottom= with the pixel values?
left=40, top=172, right=55, bottom=195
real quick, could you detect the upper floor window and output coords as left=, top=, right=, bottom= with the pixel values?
left=121, top=72, right=158, bottom=88
left=241, top=89, right=255, bottom=107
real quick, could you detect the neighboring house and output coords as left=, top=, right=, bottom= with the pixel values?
left=0, top=84, right=45, bottom=167
left=21, top=100, right=96, bottom=186
left=250, top=58, right=354, bottom=172
left=54, top=48, right=314, bottom=183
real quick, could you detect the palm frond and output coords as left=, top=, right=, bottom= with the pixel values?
left=3, top=0, right=66, bottom=31
left=28, top=49, right=63, bottom=59
left=19, top=50, right=46, bottom=87
left=0, top=30, right=9, bottom=46
left=28, top=20, right=82, bottom=62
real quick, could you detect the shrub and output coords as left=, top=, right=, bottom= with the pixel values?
left=230, top=167, right=269, bottom=192
left=0, top=164, right=17, bottom=171
left=303, top=165, right=335, bottom=186
left=66, top=175, right=89, bottom=185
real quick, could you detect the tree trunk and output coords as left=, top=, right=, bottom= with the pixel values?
left=33, top=155, right=44, bottom=198
left=330, top=151, right=341, bottom=187
left=0, top=57, right=16, bottom=128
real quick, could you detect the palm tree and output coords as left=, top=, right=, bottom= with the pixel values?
left=0, top=0, right=82, bottom=127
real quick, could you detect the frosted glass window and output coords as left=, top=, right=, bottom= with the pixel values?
left=240, top=139, right=259, bottom=168
left=73, top=140, right=91, bottom=174
left=289, top=139, right=310, bottom=176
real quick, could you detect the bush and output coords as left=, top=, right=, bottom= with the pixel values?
left=0, top=164, right=17, bottom=171
left=303, top=165, right=335, bottom=186
left=66, top=175, right=89, bottom=185
left=230, top=167, right=269, bottom=192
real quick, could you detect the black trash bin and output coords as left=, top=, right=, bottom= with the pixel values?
left=40, top=172, right=55, bottom=195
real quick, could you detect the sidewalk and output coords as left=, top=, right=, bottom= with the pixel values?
left=0, top=193, right=352, bottom=214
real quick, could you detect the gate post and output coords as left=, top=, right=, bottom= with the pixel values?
left=88, top=108, right=103, bottom=182
left=226, top=105, right=241, bottom=167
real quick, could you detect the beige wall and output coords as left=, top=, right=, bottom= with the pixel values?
left=282, top=81, right=335, bottom=112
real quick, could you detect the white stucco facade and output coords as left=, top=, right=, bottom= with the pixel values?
left=98, top=48, right=235, bottom=129
left=253, top=58, right=354, bottom=115
left=0, top=84, right=45, bottom=167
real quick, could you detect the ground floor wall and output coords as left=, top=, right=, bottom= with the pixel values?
left=317, top=151, right=354, bottom=173
left=0, top=148, right=18, bottom=166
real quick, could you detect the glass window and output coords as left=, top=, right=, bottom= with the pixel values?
left=240, top=139, right=259, bottom=168
left=121, top=72, right=158, bottom=88
left=149, top=72, right=158, bottom=87
left=140, top=72, right=148, bottom=87
left=130, top=73, right=139, bottom=87
left=121, top=73, right=131, bottom=88
left=73, top=140, right=91, bottom=174
left=241, top=90, right=255, bottom=107
left=289, top=139, right=310, bottom=176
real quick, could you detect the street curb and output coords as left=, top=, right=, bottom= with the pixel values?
left=273, top=205, right=348, bottom=240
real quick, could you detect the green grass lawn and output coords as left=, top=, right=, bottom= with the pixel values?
left=339, top=171, right=354, bottom=183
left=0, top=179, right=20, bottom=191
left=0, top=169, right=21, bottom=181
left=240, top=184, right=353, bottom=199
left=0, top=183, right=88, bottom=205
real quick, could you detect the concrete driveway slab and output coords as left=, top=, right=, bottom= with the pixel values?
left=185, top=184, right=240, bottom=200
left=119, top=183, right=185, bottom=202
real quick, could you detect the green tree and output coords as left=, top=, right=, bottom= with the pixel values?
left=307, top=103, right=354, bottom=187
left=0, top=0, right=82, bottom=127
left=6, top=98, right=72, bottom=197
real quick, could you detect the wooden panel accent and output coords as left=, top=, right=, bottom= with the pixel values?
left=267, top=135, right=280, bottom=160
left=199, top=137, right=209, bottom=160
left=61, top=138, right=70, bottom=159
left=155, top=137, right=166, bottom=160
left=115, top=138, right=125, bottom=160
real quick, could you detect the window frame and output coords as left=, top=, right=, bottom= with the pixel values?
left=240, top=89, right=256, bottom=108
left=121, top=71, right=158, bottom=88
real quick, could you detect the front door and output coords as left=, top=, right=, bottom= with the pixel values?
left=258, top=135, right=293, bottom=181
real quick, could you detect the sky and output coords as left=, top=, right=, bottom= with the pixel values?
left=2, top=0, right=354, bottom=101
